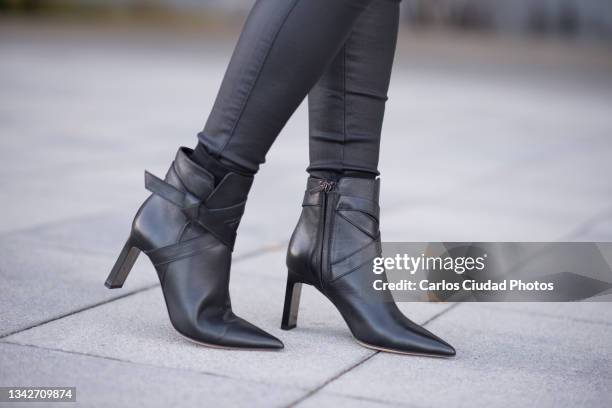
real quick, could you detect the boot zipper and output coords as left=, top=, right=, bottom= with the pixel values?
left=317, top=180, right=336, bottom=291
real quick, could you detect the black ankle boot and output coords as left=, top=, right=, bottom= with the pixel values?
left=283, top=176, right=455, bottom=357
left=105, top=147, right=283, bottom=350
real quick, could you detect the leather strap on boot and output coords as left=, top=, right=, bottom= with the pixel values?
left=145, top=171, right=245, bottom=250
left=331, top=194, right=382, bottom=280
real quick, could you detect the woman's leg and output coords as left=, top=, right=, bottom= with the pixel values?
left=308, top=0, right=401, bottom=179
left=195, top=0, right=375, bottom=177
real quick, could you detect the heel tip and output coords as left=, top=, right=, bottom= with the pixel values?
left=281, top=324, right=296, bottom=331
left=105, top=281, right=123, bottom=289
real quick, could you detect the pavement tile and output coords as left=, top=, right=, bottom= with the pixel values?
left=382, top=204, right=565, bottom=242
left=0, top=342, right=302, bottom=408
left=478, top=302, right=612, bottom=326
left=0, top=164, right=148, bottom=234
left=322, top=303, right=612, bottom=408
left=7, top=212, right=136, bottom=257
left=0, top=237, right=157, bottom=337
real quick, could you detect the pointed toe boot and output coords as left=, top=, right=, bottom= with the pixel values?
left=282, top=176, right=454, bottom=357
left=105, top=147, right=283, bottom=350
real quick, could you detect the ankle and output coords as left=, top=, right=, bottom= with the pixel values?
left=192, top=144, right=253, bottom=185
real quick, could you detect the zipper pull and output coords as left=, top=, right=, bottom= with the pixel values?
left=308, top=179, right=337, bottom=194
left=319, top=180, right=336, bottom=193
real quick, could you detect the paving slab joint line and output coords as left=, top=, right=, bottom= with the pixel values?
left=284, top=351, right=379, bottom=408
left=421, top=302, right=461, bottom=326
left=285, top=302, right=460, bottom=408
left=323, top=391, right=417, bottom=408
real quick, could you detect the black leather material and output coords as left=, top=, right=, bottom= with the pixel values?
left=287, top=176, right=455, bottom=356
left=197, top=0, right=383, bottom=175
left=127, top=147, right=283, bottom=349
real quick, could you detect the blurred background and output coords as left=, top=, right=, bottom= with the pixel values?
left=2, top=0, right=611, bottom=240
left=1, top=1, right=612, bottom=407
left=2, top=0, right=612, bottom=39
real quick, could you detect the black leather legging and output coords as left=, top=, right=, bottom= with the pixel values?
left=198, top=0, right=400, bottom=176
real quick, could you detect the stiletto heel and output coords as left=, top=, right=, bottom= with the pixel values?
left=281, top=271, right=302, bottom=330
left=105, top=237, right=141, bottom=289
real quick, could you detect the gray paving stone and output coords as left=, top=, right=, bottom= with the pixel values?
left=382, top=203, right=572, bottom=242
left=0, top=164, right=148, bottom=234
left=380, top=128, right=612, bottom=241
left=0, top=342, right=302, bottom=408
left=0, top=237, right=157, bottom=337
left=8, top=212, right=136, bottom=257
left=5, top=256, right=450, bottom=389
left=479, top=302, right=612, bottom=325
left=322, top=303, right=612, bottom=408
